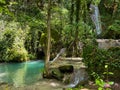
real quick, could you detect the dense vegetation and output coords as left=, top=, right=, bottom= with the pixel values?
left=0, top=0, right=120, bottom=87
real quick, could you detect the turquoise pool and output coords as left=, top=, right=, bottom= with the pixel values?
left=0, top=60, right=44, bottom=87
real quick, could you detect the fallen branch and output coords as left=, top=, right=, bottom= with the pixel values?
left=50, top=48, right=66, bottom=64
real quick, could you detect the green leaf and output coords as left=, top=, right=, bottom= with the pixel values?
left=0, top=7, right=3, bottom=13
left=95, top=78, right=104, bottom=87
left=103, top=72, right=107, bottom=74
left=98, top=87, right=103, bottom=90
left=108, top=81, right=114, bottom=85
left=0, top=0, right=6, bottom=4
left=9, top=1, right=18, bottom=5
left=108, top=72, right=114, bottom=75
left=105, top=65, right=108, bottom=68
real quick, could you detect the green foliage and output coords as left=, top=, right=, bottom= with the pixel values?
left=108, top=20, right=120, bottom=32
left=0, top=0, right=120, bottom=63
left=92, top=71, right=114, bottom=90
left=92, top=0, right=101, bottom=6
left=62, top=20, right=93, bottom=46
left=95, top=78, right=105, bottom=90
left=0, top=21, right=29, bottom=62
left=103, top=20, right=120, bottom=39
left=0, top=0, right=6, bottom=13
left=28, top=54, right=36, bottom=60
left=83, top=40, right=120, bottom=81
left=0, top=0, right=14, bottom=16
left=83, top=40, right=107, bottom=75
left=95, top=78, right=113, bottom=90
left=103, top=64, right=114, bottom=78
left=6, top=47, right=28, bottom=62
left=100, top=0, right=120, bottom=39
left=0, top=0, right=5, bottom=4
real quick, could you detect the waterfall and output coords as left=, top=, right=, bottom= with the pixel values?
left=90, top=4, right=102, bottom=35
left=65, top=70, right=80, bottom=88
left=65, top=68, right=88, bottom=88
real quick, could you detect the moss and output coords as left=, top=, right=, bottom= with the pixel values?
left=43, top=68, right=64, bottom=80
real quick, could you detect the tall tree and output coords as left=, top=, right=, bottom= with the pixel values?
left=70, top=0, right=75, bottom=25
left=74, top=0, right=80, bottom=56
left=45, top=0, right=51, bottom=76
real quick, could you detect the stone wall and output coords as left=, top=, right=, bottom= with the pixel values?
left=96, top=39, right=120, bottom=49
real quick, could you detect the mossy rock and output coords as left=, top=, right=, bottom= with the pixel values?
left=50, top=68, right=64, bottom=80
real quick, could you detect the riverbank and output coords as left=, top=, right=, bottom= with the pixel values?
left=0, top=79, right=97, bottom=90
left=0, top=79, right=64, bottom=90
left=1, top=79, right=120, bottom=90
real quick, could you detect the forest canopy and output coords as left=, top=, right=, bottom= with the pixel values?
left=0, top=0, right=120, bottom=62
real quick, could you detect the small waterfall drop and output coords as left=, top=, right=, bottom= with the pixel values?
left=65, top=70, right=80, bottom=88
left=65, top=68, right=88, bottom=88
left=90, top=4, right=102, bottom=35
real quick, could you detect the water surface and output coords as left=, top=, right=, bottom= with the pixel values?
left=0, top=60, right=44, bottom=87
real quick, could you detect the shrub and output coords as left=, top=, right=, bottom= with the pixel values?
left=6, top=47, right=28, bottom=62
left=0, top=21, right=29, bottom=62
left=83, top=40, right=120, bottom=81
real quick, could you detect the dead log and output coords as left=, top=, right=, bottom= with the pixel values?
left=50, top=48, right=66, bottom=64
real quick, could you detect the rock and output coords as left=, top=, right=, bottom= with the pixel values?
left=104, top=83, right=111, bottom=88
left=51, top=68, right=64, bottom=80
left=112, top=83, right=120, bottom=90
left=97, top=39, right=120, bottom=49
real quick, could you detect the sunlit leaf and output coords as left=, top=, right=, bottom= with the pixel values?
left=108, top=81, right=114, bottom=85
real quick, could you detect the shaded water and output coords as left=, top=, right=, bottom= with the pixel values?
left=0, top=60, right=44, bottom=87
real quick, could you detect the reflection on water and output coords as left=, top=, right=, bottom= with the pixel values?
left=0, top=60, right=44, bottom=87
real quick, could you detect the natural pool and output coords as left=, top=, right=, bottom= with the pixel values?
left=0, top=60, right=44, bottom=87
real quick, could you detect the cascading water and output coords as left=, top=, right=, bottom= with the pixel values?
left=90, top=4, right=102, bottom=35
left=65, top=68, right=88, bottom=88
left=65, top=70, right=80, bottom=88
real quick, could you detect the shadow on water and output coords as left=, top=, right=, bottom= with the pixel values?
left=0, top=60, right=44, bottom=87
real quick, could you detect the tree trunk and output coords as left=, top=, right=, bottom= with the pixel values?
left=70, top=0, right=74, bottom=36
left=45, top=0, right=51, bottom=76
left=74, top=0, right=80, bottom=56
left=70, top=0, right=74, bottom=25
